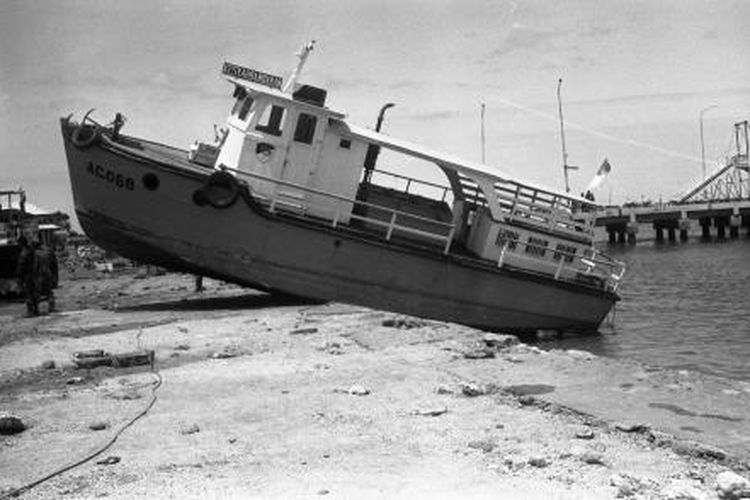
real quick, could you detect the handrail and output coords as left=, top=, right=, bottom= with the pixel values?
left=369, top=169, right=451, bottom=201
left=496, top=237, right=626, bottom=292
left=220, top=165, right=456, bottom=254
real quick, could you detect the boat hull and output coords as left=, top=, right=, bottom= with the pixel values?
left=61, top=119, right=617, bottom=333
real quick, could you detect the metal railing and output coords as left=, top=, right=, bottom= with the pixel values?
left=496, top=238, right=625, bottom=292
left=221, top=166, right=456, bottom=254
left=369, top=169, right=452, bottom=202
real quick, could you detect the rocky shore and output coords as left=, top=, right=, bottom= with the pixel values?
left=1, top=271, right=749, bottom=499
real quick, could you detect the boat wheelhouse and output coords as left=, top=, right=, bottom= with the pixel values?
left=61, top=43, right=625, bottom=333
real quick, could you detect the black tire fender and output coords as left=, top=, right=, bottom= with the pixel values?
left=202, top=170, right=240, bottom=209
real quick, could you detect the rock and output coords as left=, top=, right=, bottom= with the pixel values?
left=527, top=456, right=550, bottom=468
left=661, top=479, right=708, bottom=500
left=66, top=377, right=85, bottom=385
left=575, top=428, right=596, bottom=440
left=347, top=385, right=371, bottom=396
left=482, top=333, right=519, bottom=349
left=517, top=395, right=536, bottom=406
left=89, top=421, right=108, bottom=431
left=566, top=349, right=596, bottom=361
left=463, top=348, right=495, bottom=359
left=673, top=440, right=727, bottom=461
left=96, top=456, right=121, bottom=465
left=180, top=423, right=200, bottom=435
left=435, top=384, right=453, bottom=395
left=615, top=422, right=650, bottom=433
left=290, top=327, right=318, bottom=335
left=580, top=452, right=606, bottom=466
left=381, top=317, right=426, bottom=329
left=467, top=439, right=495, bottom=453
left=413, top=406, right=448, bottom=417
left=41, top=360, right=56, bottom=370
left=0, top=416, right=26, bottom=435
left=610, top=473, right=645, bottom=498
left=317, top=489, right=330, bottom=495
left=715, top=471, right=750, bottom=499
left=461, top=383, right=485, bottom=397
left=647, top=430, right=673, bottom=447
left=173, top=344, right=190, bottom=351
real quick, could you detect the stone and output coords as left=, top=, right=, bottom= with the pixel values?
left=615, top=422, right=650, bottom=433
left=673, top=440, right=727, bottom=461
left=463, top=348, right=495, bottom=359
left=461, top=383, right=485, bottom=397
left=173, top=344, right=190, bottom=351
left=575, top=428, right=596, bottom=440
left=348, top=385, right=370, bottom=396
left=96, top=456, right=121, bottom=465
left=0, top=416, right=26, bottom=435
left=661, top=479, right=708, bottom=500
left=66, top=377, right=85, bottom=385
left=180, top=423, right=200, bottom=435
left=610, top=473, right=645, bottom=498
left=482, top=333, right=519, bottom=349
left=527, top=456, right=550, bottom=468
left=517, top=395, right=536, bottom=406
left=715, top=471, right=750, bottom=499
left=290, top=327, right=318, bottom=335
left=467, top=440, right=495, bottom=453
left=435, top=384, right=453, bottom=395
left=413, top=406, right=448, bottom=417
left=647, top=430, right=673, bottom=447
left=317, top=489, right=330, bottom=495
left=580, top=452, right=606, bottom=466
left=566, top=349, right=596, bottom=361
left=41, top=360, right=56, bottom=370
left=89, top=421, right=108, bottom=431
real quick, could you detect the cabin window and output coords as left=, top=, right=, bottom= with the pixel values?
left=237, top=97, right=255, bottom=121
left=525, top=236, right=548, bottom=257
left=293, top=113, right=317, bottom=144
left=339, top=139, right=351, bottom=149
left=255, top=104, right=286, bottom=136
left=553, top=243, right=577, bottom=263
left=496, top=229, right=519, bottom=250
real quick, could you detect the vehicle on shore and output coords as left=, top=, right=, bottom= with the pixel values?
left=60, top=42, right=624, bottom=333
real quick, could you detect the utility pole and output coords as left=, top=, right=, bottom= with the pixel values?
left=480, top=103, right=486, bottom=164
left=557, top=78, right=577, bottom=193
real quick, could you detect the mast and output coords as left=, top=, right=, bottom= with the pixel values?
left=557, top=78, right=577, bottom=192
left=480, top=102, right=486, bottom=164
left=282, top=40, right=316, bottom=94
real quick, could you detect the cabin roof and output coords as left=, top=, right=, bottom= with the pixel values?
left=224, top=76, right=346, bottom=119
left=341, top=122, right=594, bottom=205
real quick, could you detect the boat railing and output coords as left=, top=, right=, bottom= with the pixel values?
left=368, top=169, right=452, bottom=202
left=221, top=166, right=456, bottom=254
left=496, top=237, right=625, bottom=292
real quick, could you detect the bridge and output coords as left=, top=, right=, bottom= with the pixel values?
left=595, top=120, right=750, bottom=244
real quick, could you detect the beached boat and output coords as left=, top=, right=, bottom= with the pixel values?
left=60, top=43, right=625, bottom=333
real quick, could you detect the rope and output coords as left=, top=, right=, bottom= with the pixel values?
left=1, top=355, right=162, bottom=499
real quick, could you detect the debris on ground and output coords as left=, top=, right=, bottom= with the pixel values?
left=72, top=350, right=154, bottom=369
left=715, top=470, right=750, bottom=499
left=289, top=327, right=318, bottom=335
left=95, top=456, right=121, bottom=466
left=467, top=439, right=495, bottom=453
left=89, top=422, right=108, bottom=431
left=0, top=415, right=26, bottom=435
left=412, top=406, right=448, bottom=417
left=180, top=423, right=200, bottom=435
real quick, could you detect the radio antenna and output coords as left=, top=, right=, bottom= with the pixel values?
left=557, top=78, right=577, bottom=192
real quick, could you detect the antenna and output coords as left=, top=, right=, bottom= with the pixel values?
left=480, top=102, right=486, bottom=164
left=557, top=78, right=578, bottom=192
left=283, top=40, right=316, bottom=94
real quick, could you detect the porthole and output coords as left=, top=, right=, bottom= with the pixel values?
left=143, top=173, right=160, bottom=191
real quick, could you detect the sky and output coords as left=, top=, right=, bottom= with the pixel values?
left=1, top=0, right=749, bottom=223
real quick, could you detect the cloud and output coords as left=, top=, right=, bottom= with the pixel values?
left=491, top=24, right=557, bottom=57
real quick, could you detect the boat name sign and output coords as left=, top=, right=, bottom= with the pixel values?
left=222, top=62, right=283, bottom=90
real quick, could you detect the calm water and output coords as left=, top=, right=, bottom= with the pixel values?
left=550, top=237, right=750, bottom=381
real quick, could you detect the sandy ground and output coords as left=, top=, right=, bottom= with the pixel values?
left=1, top=271, right=749, bottom=499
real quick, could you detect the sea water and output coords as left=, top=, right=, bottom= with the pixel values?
left=550, top=237, right=750, bottom=381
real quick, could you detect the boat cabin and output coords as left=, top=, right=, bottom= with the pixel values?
left=193, top=59, right=623, bottom=292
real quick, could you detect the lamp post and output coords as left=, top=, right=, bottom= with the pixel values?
left=700, top=104, right=718, bottom=180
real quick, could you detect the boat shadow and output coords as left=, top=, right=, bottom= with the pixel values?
left=118, top=292, right=325, bottom=313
